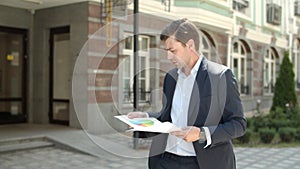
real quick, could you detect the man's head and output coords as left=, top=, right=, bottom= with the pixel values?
left=160, top=18, right=200, bottom=71
left=160, top=18, right=200, bottom=51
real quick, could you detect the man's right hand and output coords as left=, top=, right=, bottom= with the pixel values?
left=127, top=112, right=148, bottom=119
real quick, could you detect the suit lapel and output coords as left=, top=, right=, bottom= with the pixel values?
left=160, top=68, right=178, bottom=122
left=167, top=69, right=178, bottom=115
left=187, top=58, right=209, bottom=126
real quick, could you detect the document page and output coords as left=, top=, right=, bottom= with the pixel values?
left=114, top=115, right=181, bottom=133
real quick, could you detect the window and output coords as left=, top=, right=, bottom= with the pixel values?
left=199, top=33, right=211, bottom=60
left=295, top=0, right=300, bottom=16
left=264, top=49, right=276, bottom=94
left=292, top=40, right=300, bottom=89
left=266, top=3, right=282, bottom=25
left=104, top=0, right=132, bottom=18
left=161, top=0, right=171, bottom=12
left=232, top=41, right=248, bottom=95
left=121, top=34, right=150, bottom=104
left=233, top=0, right=250, bottom=15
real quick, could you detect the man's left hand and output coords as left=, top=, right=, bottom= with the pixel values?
left=170, top=126, right=200, bottom=142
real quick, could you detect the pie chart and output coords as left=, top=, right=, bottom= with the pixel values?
left=130, top=119, right=154, bottom=127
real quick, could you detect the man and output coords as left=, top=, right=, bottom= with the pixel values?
left=128, top=18, right=246, bottom=169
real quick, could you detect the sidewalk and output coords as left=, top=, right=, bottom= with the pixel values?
left=0, top=123, right=300, bottom=169
left=0, top=123, right=149, bottom=169
left=0, top=123, right=154, bottom=156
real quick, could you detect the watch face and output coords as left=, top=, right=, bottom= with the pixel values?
left=200, top=131, right=205, bottom=137
left=200, top=131, right=206, bottom=140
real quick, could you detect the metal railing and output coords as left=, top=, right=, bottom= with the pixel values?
left=123, top=90, right=151, bottom=105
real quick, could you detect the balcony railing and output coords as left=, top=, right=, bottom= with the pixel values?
left=123, top=89, right=151, bottom=104
left=264, top=83, right=275, bottom=94
left=241, top=84, right=249, bottom=95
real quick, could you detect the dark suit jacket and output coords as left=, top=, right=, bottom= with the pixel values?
left=148, top=57, right=246, bottom=169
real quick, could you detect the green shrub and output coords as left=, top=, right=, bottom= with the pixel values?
left=271, top=51, right=298, bottom=111
left=253, top=117, right=269, bottom=132
left=268, top=119, right=290, bottom=131
left=237, top=129, right=253, bottom=144
left=259, top=128, right=276, bottom=143
left=289, top=109, right=300, bottom=127
left=295, top=128, right=300, bottom=141
left=245, top=118, right=254, bottom=130
left=268, top=107, right=287, bottom=119
left=278, top=127, right=297, bottom=143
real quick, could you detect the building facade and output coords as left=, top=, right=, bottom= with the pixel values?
left=0, top=0, right=299, bottom=133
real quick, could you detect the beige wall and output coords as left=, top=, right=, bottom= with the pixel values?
left=31, top=2, right=89, bottom=127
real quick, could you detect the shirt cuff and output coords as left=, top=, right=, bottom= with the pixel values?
left=202, top=127, right=212, bottom=148
left=145, top=112, right=149, bottom=118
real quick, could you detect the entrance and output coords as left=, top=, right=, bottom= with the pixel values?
left=49, top=26, right=70, bottom=125
left=0, top=26, right=27, bottom=124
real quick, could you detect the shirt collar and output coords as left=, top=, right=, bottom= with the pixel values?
left=177, top=55, right=203, bottom=76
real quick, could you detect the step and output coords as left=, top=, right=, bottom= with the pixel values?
left=0, top=136, right=54, bottom=153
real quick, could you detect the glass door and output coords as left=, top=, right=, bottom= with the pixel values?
left=0, top=27, right=27, bottom=124
left=49, top=26, right=70, bottom=125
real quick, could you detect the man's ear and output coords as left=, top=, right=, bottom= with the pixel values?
left=186, top=39, right=195, bottom=49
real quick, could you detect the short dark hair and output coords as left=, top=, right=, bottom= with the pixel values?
left=160, top=18, right=200, bottom=50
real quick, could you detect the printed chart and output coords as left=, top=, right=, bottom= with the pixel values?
left=114, top=115, right=181, bottom=133
left=129, top=119, right=155, bottom=127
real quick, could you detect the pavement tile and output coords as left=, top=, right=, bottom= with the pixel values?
left=1, top=124, right=300, bottom=169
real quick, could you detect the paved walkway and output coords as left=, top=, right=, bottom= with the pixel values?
left=0, top=124, right=300, bottom=169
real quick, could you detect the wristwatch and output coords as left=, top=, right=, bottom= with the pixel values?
left=198, top=127, right=207, bottom=143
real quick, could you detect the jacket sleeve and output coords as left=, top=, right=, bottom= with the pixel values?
left=207, top=69, right=247, bottom=147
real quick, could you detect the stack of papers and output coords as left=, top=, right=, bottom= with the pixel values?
left=114, top=115, right=181, bottom=133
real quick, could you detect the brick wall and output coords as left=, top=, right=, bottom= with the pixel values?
left=87, top=2, right=172, bottom=107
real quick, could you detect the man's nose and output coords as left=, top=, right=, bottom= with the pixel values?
left=167, top=51, right=174, bottom=60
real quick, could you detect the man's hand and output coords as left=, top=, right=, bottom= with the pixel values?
left=170, top=126, right=201, bottom=142
left=127, top=112, right=148, bottom=119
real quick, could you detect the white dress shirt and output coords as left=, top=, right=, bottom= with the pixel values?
left=165, top=56, right=211, bottom=156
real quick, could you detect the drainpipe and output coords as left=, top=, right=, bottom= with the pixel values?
left=28, top=9, right=35, bottom=123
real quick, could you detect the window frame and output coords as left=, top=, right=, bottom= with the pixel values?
left=264, top=48, right=276, bottom=94
left=232, top=0, right=250, bottom=15
left=231, top=41, right=249, bottom=95
left=295, top=0, right=300, bottom=16
left=120, top=34, right=151, bottom=105
left=199, top=33, right=211, bottom=60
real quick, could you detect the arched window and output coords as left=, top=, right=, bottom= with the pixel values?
left=232, top=41, right=248, bottom=94
left=264, top=48, right=276, bottom=94
left=200, top=35, right=210, bottom=57
left=199, top=33, right=211, bottom=60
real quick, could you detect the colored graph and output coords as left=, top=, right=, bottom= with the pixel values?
left=130, top=119, right=155, bottom=127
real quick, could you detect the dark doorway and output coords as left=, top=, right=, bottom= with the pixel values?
left=0, top=26, right=27, bottom=124
left=49, top=26, right=70, bottom=125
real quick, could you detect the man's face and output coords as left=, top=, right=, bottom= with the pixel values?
left=164, top=37, right=189, bottom=69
